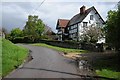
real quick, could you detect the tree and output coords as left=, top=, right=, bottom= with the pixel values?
left=23, top=15, right=45, bottom=41
left=80, top=25, right=104, bottom=43
left=10, top=28, right=23, bottom=38
left=105, top=2, right=120, bottom=51
left=35, top=19, right=45, bottom=36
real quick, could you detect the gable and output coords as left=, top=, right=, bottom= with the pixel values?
left=56, top=19, right=69, bottom=29
left=82, top=8, right=105, bottom=26
left=67, top=6, right=105, bottom=27
left=89, top=7, right=105, bottom=24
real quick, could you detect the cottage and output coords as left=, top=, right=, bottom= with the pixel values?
left=56, top=19, right=69, bottom=41
left=56, top=6, right=105, bottom=42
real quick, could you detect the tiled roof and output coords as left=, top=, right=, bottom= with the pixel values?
left=56, top=19, right=69, bottom=29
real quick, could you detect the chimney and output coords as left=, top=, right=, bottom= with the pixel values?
left=80, top=5, right=86, bottom=14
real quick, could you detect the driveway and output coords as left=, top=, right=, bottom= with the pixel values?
left=5, top=44, right=92, bottom=78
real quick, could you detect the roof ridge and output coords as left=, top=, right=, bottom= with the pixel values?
left=67, top=6, right=105, bottom=26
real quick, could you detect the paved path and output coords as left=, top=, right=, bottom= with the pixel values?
left=5, top=44, right=85, bottom=78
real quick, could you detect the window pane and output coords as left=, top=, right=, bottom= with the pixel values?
left=90, top=15, right=93, bottom=20
left=83, top=22, right=87, bottom=27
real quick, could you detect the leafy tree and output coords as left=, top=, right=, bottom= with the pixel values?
left=80, top=25, right=104, bottom=43
left=23, top=15, right=45, bottom=41
left=10, top=28, right=23, bottom=38
left=35, top=19, right=45, bottom=36
left=105, top=2, right=120, bottom=51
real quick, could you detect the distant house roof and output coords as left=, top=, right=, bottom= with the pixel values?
left=56, top=19, right=69, bottom=29
left=67, top=6, right=105, bottom=26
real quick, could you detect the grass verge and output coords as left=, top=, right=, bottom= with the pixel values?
left=32, top=43, right=88, bottom=54
left=96, top=69, right=120, bottom=80
left=2, top=38, right=28, bottom=77
left=0, top=38, right=2, bottom=77
left=92, top=54, right=120, bottom=80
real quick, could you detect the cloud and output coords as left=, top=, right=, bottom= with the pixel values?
left=1, top=2, right=117, bottom=32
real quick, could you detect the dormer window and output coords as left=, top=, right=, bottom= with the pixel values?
left=90, top=15, right=94, bottom=20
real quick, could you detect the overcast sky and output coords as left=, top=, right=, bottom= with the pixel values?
left=1, top=1, right=118, bottom=33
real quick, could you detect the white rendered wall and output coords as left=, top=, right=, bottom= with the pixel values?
left=78, top=10, right=104, bottom=41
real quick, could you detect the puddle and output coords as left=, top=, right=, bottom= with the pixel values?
left=78, top=60, right=93, bottom=72
left=76, top=59, right=95, bottom=77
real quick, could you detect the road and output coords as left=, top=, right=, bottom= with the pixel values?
left=5, top=44, right=91, bottom=78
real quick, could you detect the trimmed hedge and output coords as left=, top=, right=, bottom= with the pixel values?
left=8, top=36, right=104, bottom=52
left=9, top=35, right=51, bottom=43
left=39, top=40, right=104, bottom=52
left=9, top=36, right=33, bottom=43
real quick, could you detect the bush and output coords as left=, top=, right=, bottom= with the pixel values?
left=13, top=37, right=24, bottom=43
left=23, top=36, right=33, bottom=43
left=40, top=35, right=52, bottom=40
left=9, top=36, right=31, bottom=43
left=9, top=35, right=51, bottom=43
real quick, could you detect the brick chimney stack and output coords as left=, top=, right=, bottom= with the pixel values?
left=80, top=5, right=86, bottom=14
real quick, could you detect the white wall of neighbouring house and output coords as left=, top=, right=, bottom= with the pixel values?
left=82, top=10, right=103, bottom=26
left=77, top=9, right=104, bottom=41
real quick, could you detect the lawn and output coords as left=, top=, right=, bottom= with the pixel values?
left=32, top=43, right=88, bottom=54
left=2, top=38, right=28, bottom=77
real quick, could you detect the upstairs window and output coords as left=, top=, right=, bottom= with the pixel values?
left=90, top=15, right=94, bottom=20
left=68, top=27, right=69, bottom=30
left=83, top=22, right=88, bottom=27
left=69, top=26, right=71, bottom=30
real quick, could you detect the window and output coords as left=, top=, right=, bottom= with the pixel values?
left=90, top=15, right=94, bottom=20
left=70, top=26, right=72, bottom=30
left=75, top=29, right=77, bottom=32
left=68, top=27, right=69, bottom=30
left=74, top=25, right=76, bottom=29
left=83, top=22, right=88, bottom=27
left=74, top=29, right=75, bottom=33
left=71, top=30, right=73, bottom=33
left=73, top=25, right=75, bottom=29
